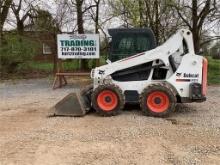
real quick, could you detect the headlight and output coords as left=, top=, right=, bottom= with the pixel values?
left=90, top=69, right=95, bottom=78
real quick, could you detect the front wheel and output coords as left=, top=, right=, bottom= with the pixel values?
left=91, top=84, right=125, bottom=116
left=80, top=84, right=93, bottom=112
left=140, top=83, right=176, bottom=117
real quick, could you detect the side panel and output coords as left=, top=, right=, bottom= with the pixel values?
left=167, top=54, right=203, bottom=97
left=112, top=54, right=204, bottom=100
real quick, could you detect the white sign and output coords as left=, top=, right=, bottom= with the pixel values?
left=57, top=34, right=100, bottom=59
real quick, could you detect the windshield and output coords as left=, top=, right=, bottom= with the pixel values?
left=109, top=33, right=152, bottom=62
left=111, top=33, right=151, bottom=55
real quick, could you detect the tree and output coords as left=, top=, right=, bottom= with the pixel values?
left=109, top=0, right=180, bottom=43
left=31, top=8, right=60, bottom=74
left=109, top=0, right=139, bottom=27
left=54, top=0, right=72, bottom=32
left=75, top=0, right=86, bottom=69
left=0, top=33, right=39, bottom=73
left=69, top=0, right=97, bottom=70
left=0, top=0, right=12, bottom=45
left=88, top=0, right=101, bottom=67
left=170, top=0, right=220, bottom=53
left=143, top=0, right=161, bottom=43
left=90, top=0, right=101, bottom=34
left=31, top=9, right=58, bottom=32
left=110, top=0, right=220, bottom=49
left=75, top=0, right=84, bottom=33
left=11, top=0, right=33, bottom=35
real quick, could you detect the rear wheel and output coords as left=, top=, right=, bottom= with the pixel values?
left=91, top=84, right=125, bottom=116
left=140, top=83, right=176, bottom=117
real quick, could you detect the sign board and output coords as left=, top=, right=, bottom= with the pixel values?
left=57, top=34, right=99, bottom=59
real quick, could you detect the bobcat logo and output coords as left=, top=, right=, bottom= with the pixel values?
left=184, top=73, right=199, bottom=78
left=99, top=70, right=105, bottom=75
left=176, top=72, right=182, bottom=77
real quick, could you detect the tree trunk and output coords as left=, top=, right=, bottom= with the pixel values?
left=76, top=1, right=84, bottom=34
left=0, top=24, right=4, bottom=46
left=192, top=29, right=200, bottom=54
left=0, top=0, right=13, bottom=45
left=94, top=0, right=100, bottom=67
left=17, top=20, right=24, bottom=35
left=191, top=0, right=200, bottom=54
left=95, top=0, right=99, bottom=34
left=154, top=0, right=160, bottom=44
left=76, top=0, right=88, bottom=70
left=138, top=0, right=144, bottom=27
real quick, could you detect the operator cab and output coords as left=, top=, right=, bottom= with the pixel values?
left=108, top=28, right=157, bottom=62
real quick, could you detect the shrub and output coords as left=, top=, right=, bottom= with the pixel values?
left=0, top=33, right=39, bottom=73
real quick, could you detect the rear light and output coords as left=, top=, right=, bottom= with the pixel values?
left=202, top=58, right=208, bottom=96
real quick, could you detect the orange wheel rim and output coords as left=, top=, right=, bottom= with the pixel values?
left=147, top=91, right=169, bottom=113
left=97, top=90, right=118, bottom=111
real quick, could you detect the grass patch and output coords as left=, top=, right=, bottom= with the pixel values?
left=16, top=61, right=81, bottom=74
left=207, top=56, right=220, bottom=85
left=15, top=56, right=107, bottom=73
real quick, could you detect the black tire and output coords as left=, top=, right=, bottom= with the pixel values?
left=80, top=84, right=93, bottom=112
left=91, top=84, right=125, bottom=116
left=140, top=83, right=176, bottom=117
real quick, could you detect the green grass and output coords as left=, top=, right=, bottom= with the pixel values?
left=18, top=55, right=108, bottom=73
left=27, top=61, right=54, bottom=71
left=21, top=60, right=81, bottom=72
left=207, top=56, right=220, bottom=85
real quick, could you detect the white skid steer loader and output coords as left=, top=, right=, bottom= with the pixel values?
left=52, top=29, right=208, bottom=117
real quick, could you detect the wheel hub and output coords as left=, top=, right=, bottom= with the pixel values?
left=105, top=96, right=112, bottom=103
left=154, top=97, right=161, bottom=104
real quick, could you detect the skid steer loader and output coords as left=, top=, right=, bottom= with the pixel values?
left=53, top=29, right=208, bottom=117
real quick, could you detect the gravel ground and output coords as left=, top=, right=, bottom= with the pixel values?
left=0, top=78, right=220, bottom=165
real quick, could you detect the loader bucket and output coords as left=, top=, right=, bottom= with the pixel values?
left=52, top=92, right=87, bottom=117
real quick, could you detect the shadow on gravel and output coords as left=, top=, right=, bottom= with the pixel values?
left=174, top=104, right=197, bottom=114
left=47, top=103, right=197, bottom=119
left=165, top=118, right=193, bottom=126
left=164, top=104, right=196, bottom=125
